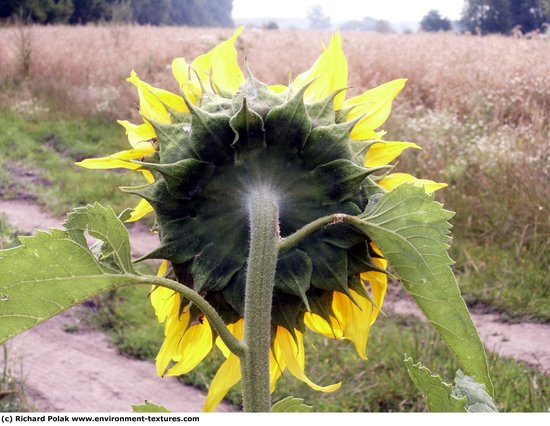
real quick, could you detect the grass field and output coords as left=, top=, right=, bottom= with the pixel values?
left=0, top=25, right=549, bottom=411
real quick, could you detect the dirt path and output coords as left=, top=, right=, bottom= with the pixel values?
left=1, top=199, right=549, bottom=412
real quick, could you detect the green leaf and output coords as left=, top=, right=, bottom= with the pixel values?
left=453, top=370, right=498, bottom=412
left=0, top=204, right=147, bottom=345
left=405, top=357, right=498, bottom=413
left=271, top=396, right=313, bottom=412
left=64, top=203, right=135, bottom=274
left=404, top=356, right=467, bottom=412
left=359, top=184, right=493, bottom=394
left=131, top=401, right=171, bottom=412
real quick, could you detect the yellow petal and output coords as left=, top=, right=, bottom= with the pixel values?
left=117, top=120, right=157, bottom=148
left=268, top=84, right=287, bottom=94
left=269, top=344, right=286, bottom=393
left=215, top=319, right=244, bottom=359
left=333, top=290, right=373, bottom=360
left=203, top=353, right=241, bottom=412
left=157, top=260, right=168, bottom=277
left=378, top=173, right=448, bottom=194
left=191, top=27, right=245, bottom=95
left=276, top=327, right=341, bottom=393
left=128, top=71, right=171, bottom=124
left=171, top=57, right=198, bottom=104
left=364, top=141, right=421, bottom=168
left=126, top=198, right=155, bottom=223
left=303, top=312, right=344, bottom=339
left=344, top=79, right=407, bottom=139
left=128, top=70, right=186, bottom=123
left=75, top=145, right=153, bottom=170
left=141, top=169, right=155, bottom=183
left=150, top=286, right=179, bottom=323
left=155, top=309, right=190, bottom=376
left=360, top=254, right=388, bottom=325
left=292, top=32, right=348, bottom=109
left=166, top=318, right=213, bottom=376
left=76, top=157, right=139, bottom=171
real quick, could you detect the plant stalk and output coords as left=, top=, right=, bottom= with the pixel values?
left=241, top=188, right=280, bottom=412
left=136, top=275, right=246, bottom=358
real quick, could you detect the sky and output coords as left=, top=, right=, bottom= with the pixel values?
left=232, top=0, right=464, bottom=23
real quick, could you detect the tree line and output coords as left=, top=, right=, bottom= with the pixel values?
left=0, top=0, right=233, bottom=26
left=422, top=0, right=549, bottom=34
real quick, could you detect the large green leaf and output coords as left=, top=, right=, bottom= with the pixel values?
left=359, top=184, right=493, bottom=394
left=404, top=356, right=467, bottom=412
left=0, top=204, right=146, bottom=344
left=404, top=357, right=498, bottom=412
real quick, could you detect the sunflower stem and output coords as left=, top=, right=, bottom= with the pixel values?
left=136, top=275, right=246, bottom=357
left=241, top=188, right=280, bottom=412
left=278, top=213, right=366, bottom=253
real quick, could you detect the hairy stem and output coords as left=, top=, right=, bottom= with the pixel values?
left=278, top=213, right=367, bottom=253
left=241, top=188, right=280, bottom=412
left=134, top=275, right=246, bottom=358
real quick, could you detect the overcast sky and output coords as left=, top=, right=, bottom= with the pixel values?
left=233, top=0, right=464, bottom=22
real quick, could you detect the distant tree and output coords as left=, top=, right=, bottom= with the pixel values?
left=374, top=19, right=393, bottom=33
left=461, top=0, right=514, bottom=34
left=340, top=17, right=378, bottom=31
left=170, top=0, right=233, bottom=27
left=420, top=9, right=452, bottom=31
left=509, top=0, right=547, bottom=32
left=307, top=4, right=330, bottom=29
left=263, top=20, right=279, bottom=30
left=0, top=0, right=74, bottom=23
left=69, top=0, right=112, bottom=24
left=0, top=0, right=234, bottom=26
left=109, top=0, right=134, bottom=24
left=131, top=0, right=170, bottom=25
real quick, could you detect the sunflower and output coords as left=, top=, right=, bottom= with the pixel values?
left=77, top=28, right=446, bottom=411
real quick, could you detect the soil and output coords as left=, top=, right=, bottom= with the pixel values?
left=1, top=198, right=549, bottom=412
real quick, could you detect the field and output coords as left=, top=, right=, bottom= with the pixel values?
left=0, top=25, right=549, bottom=412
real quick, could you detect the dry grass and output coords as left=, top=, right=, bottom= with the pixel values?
left=0, top=26, right=549, bottom=120
left=0, top=25, right=548, bottom=254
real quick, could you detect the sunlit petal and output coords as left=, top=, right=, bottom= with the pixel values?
left=171, top=57, right=198, bottom=104
left=117, top=119, right=157, bottom=148
left=292, top=32, right=348, bottom=108
left=378, top=173, right=448, bottom=194
left=215, top=319, right=244, bottom=359
left=364, top=141, right=421, bottom=167
left=268, top=84, right=287, bottom=94
left=303, top=312, right=344, bottom=339
left=191, top=27, right=245, bottom=95
left=155, top=309, right=190, bottom=377
left=166, top=318, right=213, bottom=376
left=276, top=327, right=341, bottom=392
left=203, top=353, right=241, bottom=412
left=333, top=290, right=373, bottom=360
left=345, top=79, right=407, bottom=139
left=269, top=344, right=286, bottom=393
left=126, top=198, right=154, bottom=223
